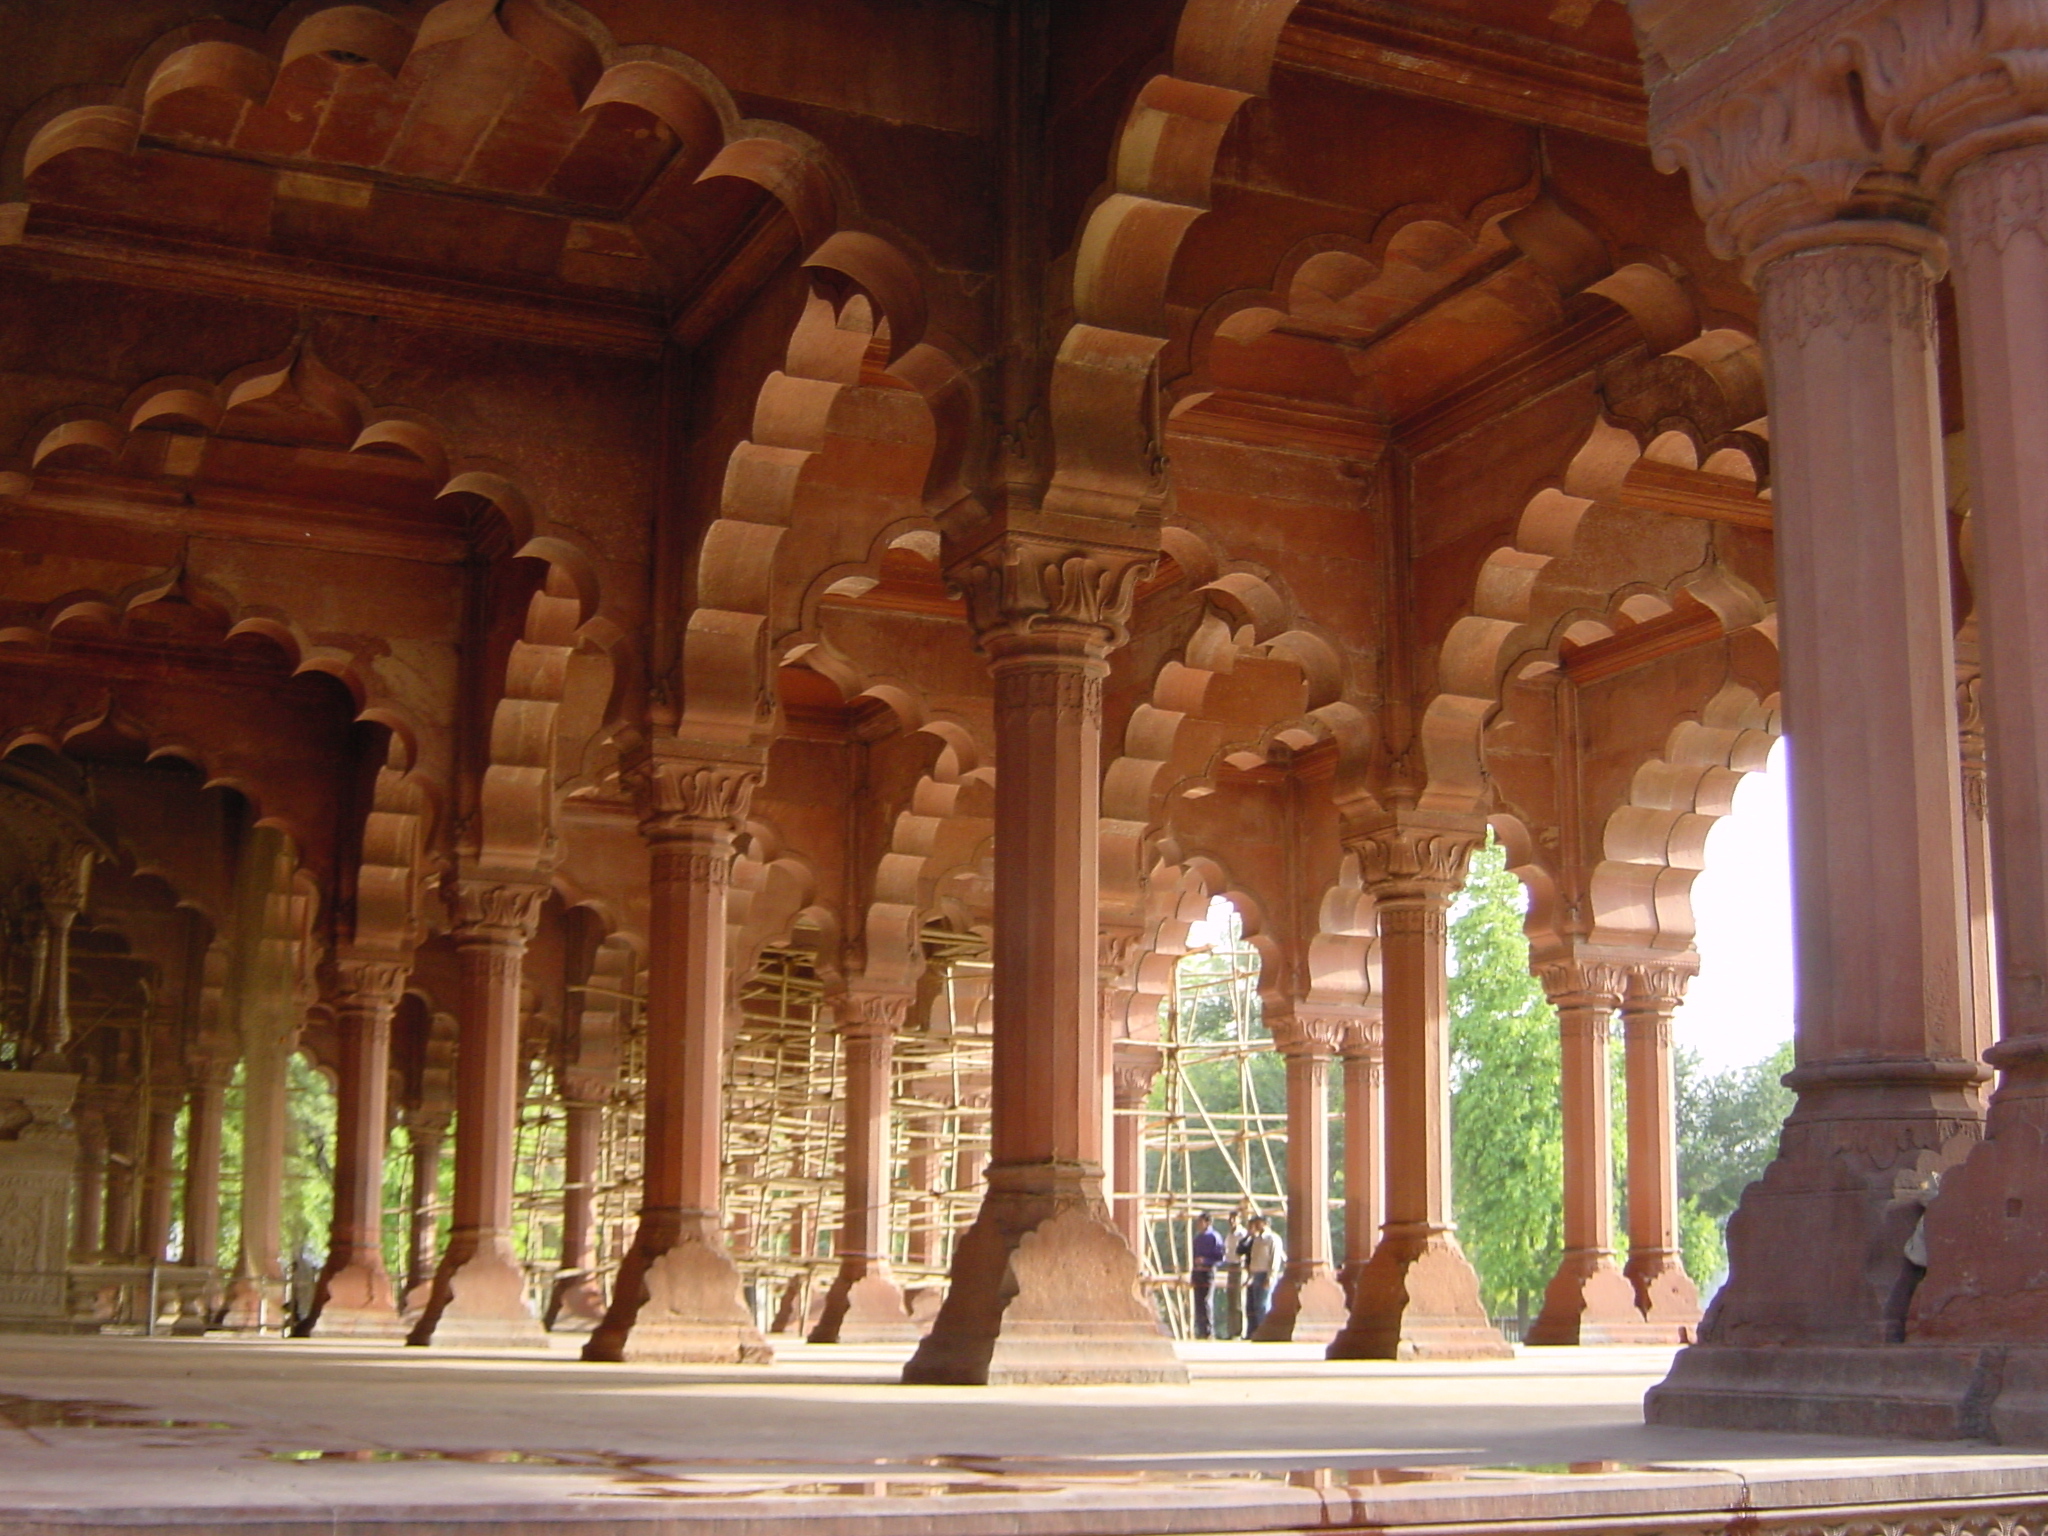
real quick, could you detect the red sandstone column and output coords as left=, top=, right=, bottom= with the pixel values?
left=905, top=540, right=1184, bottom=1385
left=71, top=1097, right=106, bottom=1262
left=179, top=1066, right=228, bottom=1271
left=1528, top=959, right=1642, bottom=1345
left=404, top=1118, right=446, bottom=1303
left=137, top=1083, right=179, bottom=1264
left=1331, top=824, right=1509, bottom=1359
left=1620, top=963, right=1700, bottom=1335
left=1339, top=1020, right=1383, bottom=1301
left=31, top=852, right=84, bottom=1065
left=1956, top=669, right=1999, bottom=1072
left=1109, top=1046, right=1159, bottom=1253
left=1658, top=222, right=1979, bottom=1362
left=173, top=1061, right=230, bottom=1333
left=547, top=1086, right=607, bottom=1331
left=1910, top=139, right=2048, bottom=1346
left=587, top=753, right=768, bottom=1363
left=310, top=959, right=407, bottom=1338
left=221, top=1027, right=294, bottom=1332
left=1258, top=1012, right=1350, bottom=1342
left=101, top=1092, right=138, bottom=1261
left=813, top=991, right=917, bottom=1342
left=410, top=882, right=548, bottom=1348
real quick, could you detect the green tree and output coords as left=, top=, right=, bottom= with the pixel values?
left=1675, top=1040, right=1794, bottom=1294
left=1448, top=839, right=1563, bottom=1318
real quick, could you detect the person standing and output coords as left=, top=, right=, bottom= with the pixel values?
left=1189, top=1213, right=1226, bottom=1339
left=1240, top=1214, right=1285, bottom=1335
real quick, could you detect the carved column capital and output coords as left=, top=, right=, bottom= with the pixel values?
left=1535, top=958, right=1629, bottom=1011
left=1340, top=1014, right=1384, bottom=1059
left=324, top=955, right=410, bottom=1013
left=629, top=751, right=761, bottom=839
left=450, top=880, right=547, bottom=946
left=1350, top=821, right=1481, bottom=903
left=839, top=987, right=913, bottom=1039
left=34, top=841, right=91, bottom=918
left=948, top=533, right=1155, bottom=653
left=1273, top=1005, right=1353, bottom=1058
left=1112, top=1044, right=1163, bottom=1108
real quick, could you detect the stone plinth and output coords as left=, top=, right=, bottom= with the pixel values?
left=1255, top=1262, right=1351, bottom=1344
left=903, top=1173, right=1185, bottom=1385
left=1329, top=1227, right=1513, bottom=1361
left=585, top=1212, right=768, bottom=1363
left=811, top=1258, right=921, bottom=1344
left=1527, top=1252, right=1663, bottom=1347
left=0, top=1072, right=79, bottom=1330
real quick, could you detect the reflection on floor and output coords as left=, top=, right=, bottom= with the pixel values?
left=1, top=1336, right=2044, bottom=1534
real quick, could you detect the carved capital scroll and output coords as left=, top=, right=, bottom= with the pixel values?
left=630, top=754, right=760, bottom=837
left=1535, top=958, right=1629, bottom=1010
left=1352, top=822, right=1481, bottom=901
left=839, top=987, right=913, bottom=1039
left=326, top=956, right=410, bottom=1012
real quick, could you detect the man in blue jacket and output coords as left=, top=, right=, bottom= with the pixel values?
left=1190, top=1213, right=1226, bottom=1339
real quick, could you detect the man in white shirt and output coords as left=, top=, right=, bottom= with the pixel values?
left=1239, top=1214, right=1285, bottom=1335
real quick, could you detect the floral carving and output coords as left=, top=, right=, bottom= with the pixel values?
left=950, top=537, right=1154, bottom=649
left=632, top=756, right=760, bottom=834
left=1353, top=825, right=1480, bottom=897
left=451, top=880, right=547, bottom=942
left=1535, top=959, right=1629, bottom=1007
left=840, top=989, right=912, bottom=1036
left=327, top=957, right=409, bottom=1009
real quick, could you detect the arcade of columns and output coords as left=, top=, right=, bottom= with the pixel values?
left=0, top=0, right=2039, bottom=1433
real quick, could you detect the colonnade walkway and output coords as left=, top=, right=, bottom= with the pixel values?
left=3, top=1336, right=2046, bottom=1535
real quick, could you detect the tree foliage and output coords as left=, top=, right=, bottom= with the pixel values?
left=1675, top=1039, right=1794, bottom=1293
left=1448, top=839, right=1563, bottom=1317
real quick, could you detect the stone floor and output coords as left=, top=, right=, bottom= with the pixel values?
left=2, top=1333, right=2045, bottom=1534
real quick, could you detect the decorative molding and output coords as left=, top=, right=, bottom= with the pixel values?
left=1112, top=1046, right=1164, bottom=1106
left=1341, top=1016, right=1385, bottom=1057
left=1624, top=961, right=1696, bottom=1011
left=1274, top=1006, right=1351, bottom=1056
left=1759, top=242, right=1935, bottom=347
left=327, top=957, right=409, bottom=1010
left=992, top=660, right=1105, bottom=727
left=649, top=842, right=734, bottom=890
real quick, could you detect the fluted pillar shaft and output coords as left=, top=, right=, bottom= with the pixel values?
left=1621, top=965, right=1700, bottom=1334
left=1257, top=1013, right=1351, bottom=1342
left=1340, top=1024, right=1383, bottom=1296
left=1912, top=140, right=2048, bottom=1342
left=1332, top=825, right=1507, bottom=1359
left=137, top=1086, right=179, bottom=1263
left=311, top=961, right=407, bottom=1337
left=812, top=993, right=915, bottom=1342
left=410, top=884, right=547, bottom=1348
left=1529, top=961, right=1649, bottom=1345
left=587, top=753, right=768, bottom=1363
left=906, top=538, right=1183, bottom=1386
left=1684, top=225, right=1980, bottom=1350
left=180, top=1067, right=228, bottom=1272
left=1109, top=1048, right=1159, bottom=1253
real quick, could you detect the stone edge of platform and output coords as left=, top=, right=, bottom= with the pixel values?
left=5, top=1459, right=2048, bottom=1536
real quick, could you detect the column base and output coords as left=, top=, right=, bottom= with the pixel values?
left=307, top=1256, right=408, bottom=1340
left=1527, top=1249, right=1671, bottom=1346
left=1251, top=1260, right=1350, bottom=1343
left=545, top=1271, right=607, bottom=1333
left=809, top=1257, right=920, bottom=1343
left=1327, top=1227, right=1511, bottom=1360
left=584, top=1212, right=771, bottom=1364
left=1625, top=1248, right=1702, bottom=1342
left=1911, top=1050, right=2048, bottom=1343
left=769, top=1272, right=811, bottom=1334
left=1699, top=1063, right=1980, bottom=1347
left=217, top=1274, right=287, bottom=1334
left=407, top=1233, right=547, bottom=1350
left=902, top=1166, right=1186, bottom=1385
left=1645, top=1342, right=2017, bottom=1440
